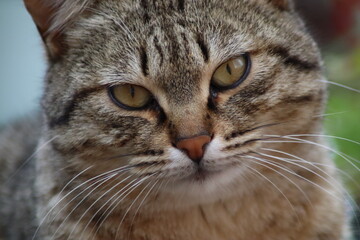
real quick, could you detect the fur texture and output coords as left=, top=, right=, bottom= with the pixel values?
left=0, top=0, right=350, bottom=239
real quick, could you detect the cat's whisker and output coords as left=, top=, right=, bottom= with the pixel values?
left=87, top=177, right=146, bottom=240
left=318, top=79, right=360, bottom=94
left=313, top=111, right=349, bottom=118
left=104, top=153, right=144, bottom=161
left=32, top=164, right=94, bottom=240
left=261, top=147, right=360, bottom=190
left=285, top=134, right=360, bottom=146
left=70, top=173, right=138, bottom=240
left=243, top=164, right=300, bottom=221
left=6, top=135, right=59, bottom=184
left=254, top=151, right=360, bottom=225
left=244, top=155, right=313, bottom=207
left=264, top=135, right=360, bottom=171
left=261, top=140, right=305, bottom=144
left=89, top=174, right=155, bottom=239
left=262, top=137, right=358, bottom=165
left=115, top=174, right=159, bottom=239
left=245, top=155, right=360, bottom=225
left=46, top=168, right=130, bottom=227
left=50, top=172, right=121, bottom=240
left=51, top=164, right=144, bottom=240
left=246, top=156, right=360, bottom=229
left=126, top=177, right=162, bottom=239
left=244, top=155, right=343, bottom=202
left=255, top=151, right=357, bottom=205
left=85, top=155, right=165, bottom=238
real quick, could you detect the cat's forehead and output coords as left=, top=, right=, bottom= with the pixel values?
left=65, top=0, right=312, bottom=103
left=87, top=6, right=247, bottom=70
left=76, top=0, right=248, bottom=102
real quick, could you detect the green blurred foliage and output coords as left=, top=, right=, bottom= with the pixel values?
left=324, top=44, right=360, bottom=196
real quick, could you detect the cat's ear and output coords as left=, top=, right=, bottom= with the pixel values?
left=23, top=0, right=64, bottom=60
left=24, top=0, right=91, bottom=60
left=268, top=0, right=294, bottom=11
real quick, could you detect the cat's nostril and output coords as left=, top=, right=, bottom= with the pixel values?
left=175, top=135, right=211, bottom=164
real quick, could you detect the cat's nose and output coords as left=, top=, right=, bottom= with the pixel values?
left=175, top=135, right=211, bottom=163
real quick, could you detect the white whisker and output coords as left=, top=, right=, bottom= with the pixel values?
left=32, top=164, right=93, bottom=240
left=50, top=172, right=119, bottom=240
left=89, top=175, right=152, bottom=239
left=245, top=156, right=313, bottom=207
left=243, top=164, right=300, bottom=220
left=261, top=147, right=360, bottom=190
left=71, top=174, right=135, bottom=240
left=7, top=136, right=58, bottom=184
left=265, top=135, right=360, bottom=172
left=245, top=155, right=342, bottom=201
left=286, top=134, right=360, bottom=146
left=318, top=79, right=360, bottom=94
left=115, top=173, right=157, bottom=239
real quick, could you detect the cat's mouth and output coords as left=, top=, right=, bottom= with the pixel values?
left=193, top=168, right=209, bottom=181
left=189, top=165, right=226, bottom=182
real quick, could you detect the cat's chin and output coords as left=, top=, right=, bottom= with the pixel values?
left=159, top=164, right=250, bottom=207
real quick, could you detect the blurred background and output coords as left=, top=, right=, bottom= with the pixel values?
left=298, top=1, right=360, bottom=236
left=295, top=0, right=360, bottom=197
left=0, top=0, right=45, bottom=125
left=0, top=0, right=359, bottom=234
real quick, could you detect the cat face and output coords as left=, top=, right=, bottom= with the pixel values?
left=42, top=0, right=326, bottom=203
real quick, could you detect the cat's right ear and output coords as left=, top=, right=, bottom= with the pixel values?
left=23, top=0, right=64, bottom=60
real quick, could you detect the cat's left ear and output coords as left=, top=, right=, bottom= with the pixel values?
left=268, top=0, right=294, bottom=11
left=23, top=0, right=64, bottom=60
left=24, top=0, right=91, bottom=60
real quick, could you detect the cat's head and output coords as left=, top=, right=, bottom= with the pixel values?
left=27, top=0, right=326, bottom=205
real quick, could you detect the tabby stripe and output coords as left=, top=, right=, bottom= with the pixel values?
left=178, top=0, right=185, bottom=11
left=140, top=46, right=149, bottom=76
left=269, top=45, right=320, bottom=71
left=47, top=87, right=103, bottom=128
left=153, top=36, right=164, bottom=66
left=225, top=123, right=280, bottom=141
left=167, top=27, right=181, bottom=63
left=140, top=0, right=150, bottom=23
left=224, top=138, right=263, bottom=151
left=181, top=33, right=191, bottom=56
left=281, top=90, right=324, bottom=104
left=196, top=34, right=209, bottom=62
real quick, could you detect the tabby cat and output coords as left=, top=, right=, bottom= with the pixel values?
left=0, top=0, right=351, bottom=239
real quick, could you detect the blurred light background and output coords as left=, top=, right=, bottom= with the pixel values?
left=0, top=0, right=359, bottom=231
left=0, top=0, right=45, bottom=124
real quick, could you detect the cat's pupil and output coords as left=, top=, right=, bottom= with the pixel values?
left=226, top=63, right=232, bottom=75
left=130, top=85, right=135, bottom=98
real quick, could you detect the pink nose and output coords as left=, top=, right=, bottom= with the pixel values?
left=175, top=135, right=211, bottom=163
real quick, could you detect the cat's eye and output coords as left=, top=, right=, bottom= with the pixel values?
left=109, top=84, right=153, bottom=110
left=211, top=54, right=251, bottom=90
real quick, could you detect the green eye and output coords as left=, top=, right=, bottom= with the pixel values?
left=211, top=54, right=251, bottom=90
left=109, top=84, right=153, bottom=110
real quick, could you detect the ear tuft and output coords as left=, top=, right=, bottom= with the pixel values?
left=268, top=0, right=293, bottom=11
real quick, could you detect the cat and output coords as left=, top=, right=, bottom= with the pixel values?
left=0, top=0, right=353, bottom=239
